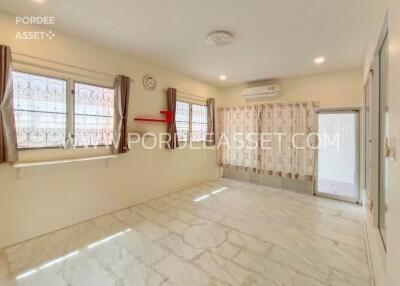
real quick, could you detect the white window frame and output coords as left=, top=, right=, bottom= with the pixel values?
left=12, top=69, right=115, bottom=150
left=12, top=70, right=69, bottom=150
left=72, top=80, right=115, bottom=148
left=176, top=100, right=190, bottom=143
left=176, top=100, right=207, bottom=143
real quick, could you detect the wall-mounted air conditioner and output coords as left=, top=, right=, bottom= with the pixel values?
left=241, top=85, right=280, bottom=99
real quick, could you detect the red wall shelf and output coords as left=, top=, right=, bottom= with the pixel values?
left=134, top=111, right=173, bottom=123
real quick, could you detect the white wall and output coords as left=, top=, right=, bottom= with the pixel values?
left=0, top=11, right=220, bottom=248
left=363, top=0, right=389, bottom=80
left=217, top=69, right=363, bottom=108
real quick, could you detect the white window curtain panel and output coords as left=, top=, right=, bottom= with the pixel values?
left=259, top=102, right=317, bottom=181
left=218, top=102, right=317, bottom=181
left=217, top=105, right=258, bottom=169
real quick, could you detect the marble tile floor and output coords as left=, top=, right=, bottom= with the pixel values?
left=0, top=179, right=372, bottom=286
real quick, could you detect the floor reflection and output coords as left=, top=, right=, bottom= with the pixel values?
left=15, top=228, right=132, bottom=282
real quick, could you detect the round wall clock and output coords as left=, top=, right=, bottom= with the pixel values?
left=143, top=74, right=157, bottom=91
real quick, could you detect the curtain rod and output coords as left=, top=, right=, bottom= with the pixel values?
left=177, top=95, right=207, bottom=105
left=11, top=51, right=135, bottom=83
left=176, top=90, right=206, bottom=100
left=259, top=101, right=320, bottom=106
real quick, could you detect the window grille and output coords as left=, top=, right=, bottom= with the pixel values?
left=12, top=71, right=67, bottom=149
left=176, top=101, right=190, bottom=142
left=74, top=82, right=114, bottom=147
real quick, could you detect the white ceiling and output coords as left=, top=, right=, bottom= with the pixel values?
left=0, top=0, right=370, bottom=86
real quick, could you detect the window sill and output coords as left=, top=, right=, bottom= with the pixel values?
left=12, top=155, right=118, bottom=168
left=13, top=146, right=115, bottom=169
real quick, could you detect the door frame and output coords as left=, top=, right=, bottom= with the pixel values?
left=377, top=31, right=389, bottom=247
left=314, top=108, right=361, bottom=204
left=365, top=25, right=389, bottom=249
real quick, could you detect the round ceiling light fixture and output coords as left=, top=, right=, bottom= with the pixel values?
left=206, top=31, right=234, bottom=47
left=219, top=75, right=227, bottom=81
left=314, top=57, right=326, bottom=64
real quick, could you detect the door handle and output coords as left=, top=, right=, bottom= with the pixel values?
left=384, top=137, right=396, bottom=160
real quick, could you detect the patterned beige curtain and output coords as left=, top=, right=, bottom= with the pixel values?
left=218, top=102, right=316, bottom=181
left=0, top=45, right=18, bottom=164
left=259, top=102, right=316, bottom=181
left=217, top=105, right=259, bottom=169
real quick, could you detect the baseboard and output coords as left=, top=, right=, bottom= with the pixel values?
left=222, top=167, right=314, bottom=194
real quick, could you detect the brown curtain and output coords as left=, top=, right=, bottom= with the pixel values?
left=112, top=75, right=130, bottom=154
left=166, top=88, right=179, bottom=149
left=206, top=98, right=216, bottom=145
left=0, top=45, right=18, bottom=164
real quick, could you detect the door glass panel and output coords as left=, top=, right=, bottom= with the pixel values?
left=317, top=112, right=358, bottom=201
left=379, top=34, right=389, bottom=246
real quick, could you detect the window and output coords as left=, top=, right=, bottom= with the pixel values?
left=12, top=71, right=115, bottom=149
left=175, top=101, right=207, bottom=142
left=176, top=101, right=190, bottom=142
left=191, top=104, right=207, bottom=142
left=13, top=71, right=67, bottom=149
left=74, top=82, right=114, bottom=146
